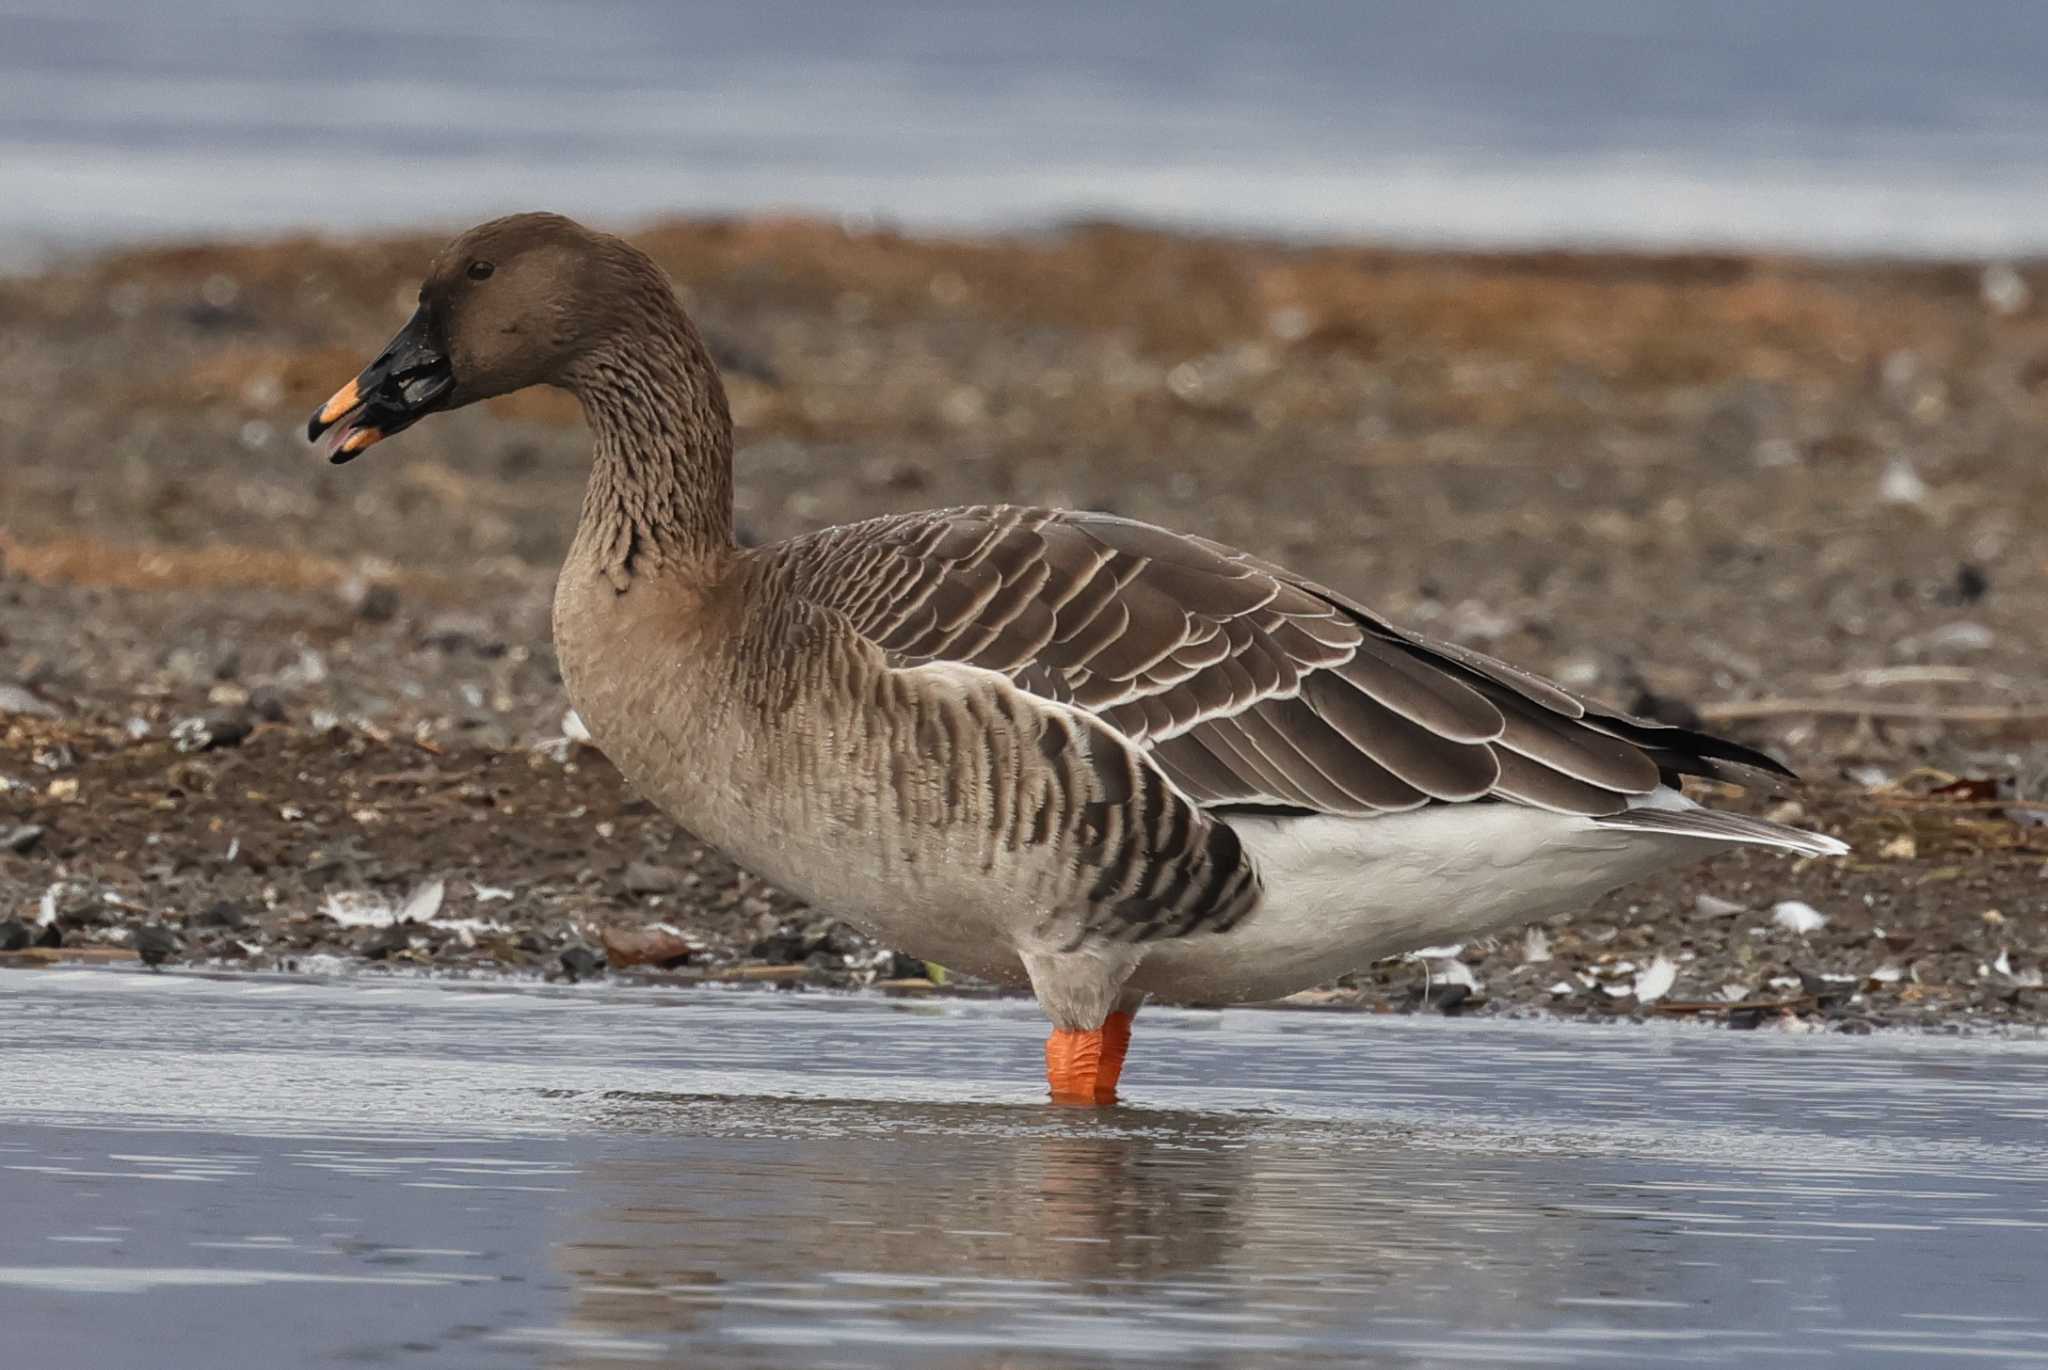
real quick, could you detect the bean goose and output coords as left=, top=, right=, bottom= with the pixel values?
left=309, top=213, right=1847, bottom=1105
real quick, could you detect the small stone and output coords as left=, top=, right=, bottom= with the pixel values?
left=1432, top=982, right=1474, bottom=1015
left=132, top=924, right=179, bottom=968
left=421, top=612, right=504, bottom=656
left=1798, top=970, right=1852, bottom=1009
left=0, top=683, right=62, bottom=719
left=1878, top=456, right=1928, bottom=506
left=881, top=952, right=928, bottom=980
left=345, top=579, right=401, bottom=623
left=559, top=945, right=605, bottom=982
left=621, top=861, right=680, bottom=896
left=0, top=919, right=31, bottom=951
left=1626, top=688, right=1703, bottom=731
left=1772, top=900, right=1827, bottom=935
left=599, top=923, right=695, bottom=968
left=193, top=902, right=248, bottom=930
left=1902, top=621, right=1995, bottom=657
left=171, top=711, right=253, bottom=753
left=2, top=825, right=45, bottom=854
left=359, top=923, right=411, bottom=960
left=1981, top=262, right=2031, bottom=316
left=32, top=742, right=76, bottom=772
left=248, top=688, right=288, bottom=723
left=1726, top=1006, right=1765, bottom=1030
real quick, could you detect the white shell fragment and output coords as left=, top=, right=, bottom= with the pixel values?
left=1879, top=456, right=1929, bottom=506
left=399, top=879, right=446, bottom=924
left=1772, top=900, right=1828, bottom=935
left=1632, top=955, right=1678, bottom=1004
left=1430, top=958, right=1480, bottom=992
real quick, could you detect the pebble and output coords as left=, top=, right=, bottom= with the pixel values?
left=749, top=918, right=864, bottom=965
left=1772, top=900, right=1827, bottom=934
left=599, top=923, right=695, bottom=968
left=2, top=824, right=45, bottom=854
left=132, top=924, right=179, bottom=968
left=422, top=612, right=504, bottom=656
left=0, top=683, right=62, bottom=719
left=1626, top=687, right=1704, bottom=731
left=171, top=711, right=254, bottom=753
left=1430, top=982, right=1475, bottom=1015
left=622, top=861, right=682, bottom=896
left=1878, top=456, right=1929, bottom=506
left=359, top=924, right=411, bottom=960
left=1981, top=262, right=2032, bottom=316
left=1898, top=621, right=1995, bottom=657
left=193, top=902, right=248, bottom=930
left=345, top=579, right=401, bottom=623
left=559, top=945, right=605, bottom=982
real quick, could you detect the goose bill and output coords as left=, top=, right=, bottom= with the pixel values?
left=305, top=306, right=455, bottom=463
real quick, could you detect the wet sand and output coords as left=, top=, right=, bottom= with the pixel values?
left=3, top=219, right=2047, bottom=1026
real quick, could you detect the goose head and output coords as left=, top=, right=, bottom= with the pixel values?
left=308, top=212, right=651, bottom=462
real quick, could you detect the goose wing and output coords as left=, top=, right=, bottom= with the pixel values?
left=780, top=504, right=1789, bottom=819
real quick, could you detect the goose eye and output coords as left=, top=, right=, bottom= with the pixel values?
left=467, top=260, right=495, bottom=282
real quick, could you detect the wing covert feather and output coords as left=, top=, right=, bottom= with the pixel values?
left=775, top=505, right=1789, bottom=822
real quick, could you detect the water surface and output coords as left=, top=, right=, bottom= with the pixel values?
left=4, top=0, right=2048, bottom=255
left=3, top=968, right=2046, bottom=1367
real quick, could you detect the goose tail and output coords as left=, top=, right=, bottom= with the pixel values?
left=1592, top=798, right=1849, bottom=858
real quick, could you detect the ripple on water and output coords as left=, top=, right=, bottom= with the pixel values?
left=1, top=968, right=2045, bottom=1367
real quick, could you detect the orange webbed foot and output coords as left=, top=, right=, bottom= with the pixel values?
left=1046, top=1010, right=1135, bottom=1106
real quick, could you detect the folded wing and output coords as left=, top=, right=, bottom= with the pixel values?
left=781, top=505, right=1790, bottom=820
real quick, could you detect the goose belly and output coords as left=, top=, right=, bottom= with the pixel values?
left=709, top=819, right=1042, bottom=986
left=606, top=747, right=1048, bottom=987
left=1132, top=805, right=1704, bottom=1004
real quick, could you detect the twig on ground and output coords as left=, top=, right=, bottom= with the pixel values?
left=1699, top=698, right=2048, bottom=725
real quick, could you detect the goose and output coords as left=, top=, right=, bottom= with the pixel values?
left=308, top=213, right=1847, bottom=1105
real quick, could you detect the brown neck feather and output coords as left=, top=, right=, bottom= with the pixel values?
left=565, top=281, right=734, bottom=589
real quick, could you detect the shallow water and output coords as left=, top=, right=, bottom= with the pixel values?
left=5, top=0, right=2048, bottom=255
left=4, top=968, right=2047, bottom=1368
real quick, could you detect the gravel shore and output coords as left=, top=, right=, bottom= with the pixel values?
left=3, top=219, right=2045, bottom=1029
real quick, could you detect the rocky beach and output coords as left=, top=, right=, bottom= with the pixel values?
left=3, top=219, right=2045, bottom=1029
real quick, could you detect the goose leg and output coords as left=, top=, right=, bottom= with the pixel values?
left=1025, top=953, right=1139, bottom=1106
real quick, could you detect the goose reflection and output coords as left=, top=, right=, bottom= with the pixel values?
left=536, top=1094, right=1675, bottom=1367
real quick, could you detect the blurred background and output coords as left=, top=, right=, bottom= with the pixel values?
left=7, top=0, right=2048, bottom=257
left=2, top=1, right=2045, bottom=1017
